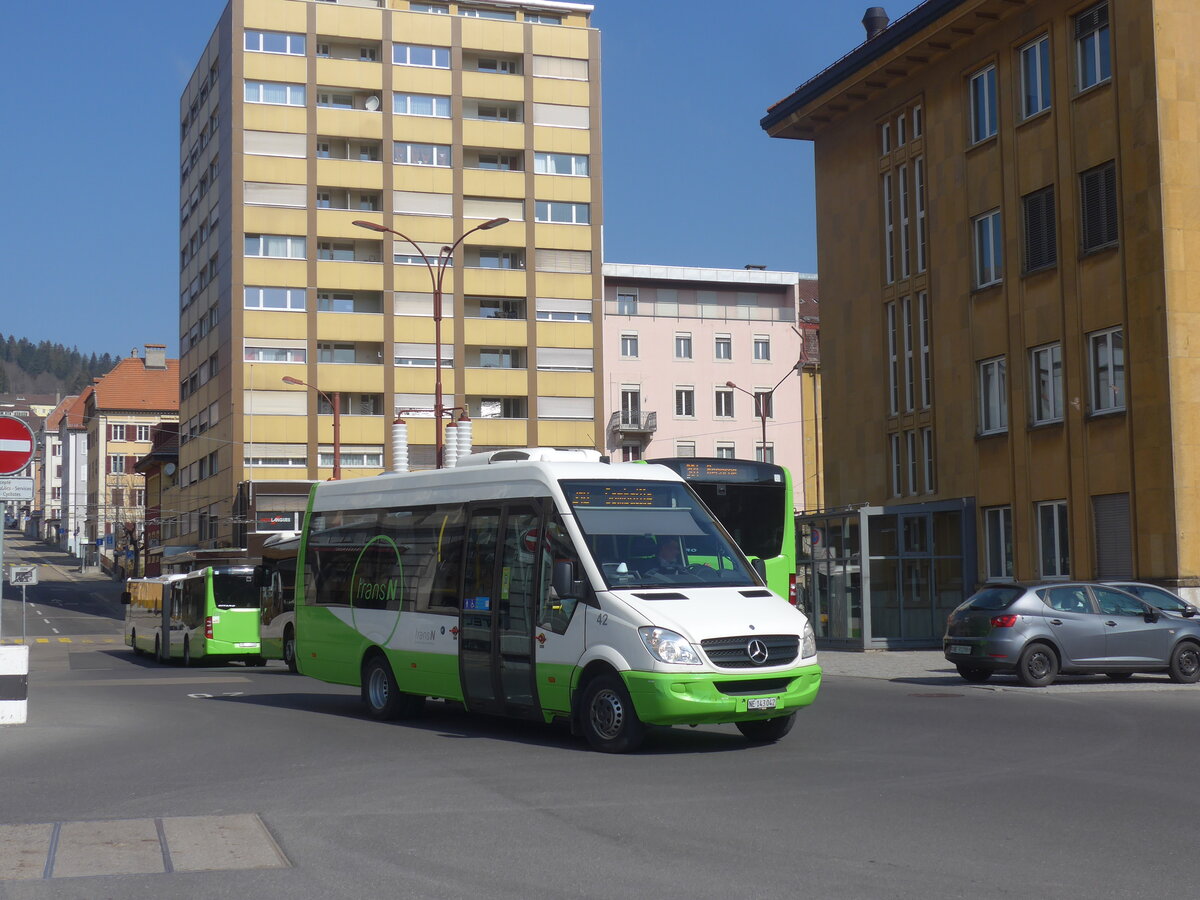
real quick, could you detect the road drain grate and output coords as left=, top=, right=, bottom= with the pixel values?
left=0, top=813, right=289, bottom=881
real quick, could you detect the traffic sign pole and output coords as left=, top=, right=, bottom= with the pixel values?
left=0, top=415, right=37, bottom=644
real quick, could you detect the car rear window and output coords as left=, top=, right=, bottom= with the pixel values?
left=966, top=586, right=1023, bottom=610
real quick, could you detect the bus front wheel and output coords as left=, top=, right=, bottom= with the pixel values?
left=580, top=674, right=646, bottom=753
left=362, top=655, right=424, bottom=721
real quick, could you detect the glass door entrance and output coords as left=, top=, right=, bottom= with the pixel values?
left=460, top=502, right=542, bottom=717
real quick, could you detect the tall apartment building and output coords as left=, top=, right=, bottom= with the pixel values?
left=57, top=393, right=89, bottom=559
left=82, top=347, right=180, bottom=575
left=178, top=0, right=602, bottom=559
left=601, top=264, right=821, bottom=511
left=40, top=396, right=77, bottom=544
left=763, top=0, right=1200, bottom=646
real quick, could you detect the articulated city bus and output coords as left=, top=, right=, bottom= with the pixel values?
left=258, top=532, right=300, bottom=671
left=646, top=458, right=798, bottom=605
left=164, top=566, right=265, bottom=667
left=123, top=575, right=185, bottom=661
left=295, top=448, right=820, bottom=752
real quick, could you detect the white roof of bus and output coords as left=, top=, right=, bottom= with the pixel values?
left=310, top=455, right=683, bottom=512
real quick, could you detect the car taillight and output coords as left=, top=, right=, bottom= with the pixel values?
left=990, top=614, right=1018, bottom=628
left=788, top=574, right=798, bottom=606
left=205, top=617, right=214, bottom=639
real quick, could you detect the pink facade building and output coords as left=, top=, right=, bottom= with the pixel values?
left=601, top=263, right=820, bottom=510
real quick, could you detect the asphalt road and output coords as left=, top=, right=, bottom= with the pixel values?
left=3, top=533, right=1200, bottom=899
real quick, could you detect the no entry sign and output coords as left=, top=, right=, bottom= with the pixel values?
left=0, top=416, right=35, bottom=476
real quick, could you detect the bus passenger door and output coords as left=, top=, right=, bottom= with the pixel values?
left=460, top=503, right=542, bottom=717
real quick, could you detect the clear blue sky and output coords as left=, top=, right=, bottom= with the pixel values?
left=0, top=0, right=904, bottom=356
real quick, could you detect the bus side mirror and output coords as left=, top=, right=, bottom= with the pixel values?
left=120, top=591, right=131, bottom=605
left=750, top=558, right=767, bottom=584
left=552, top=560, right=580, bottom=600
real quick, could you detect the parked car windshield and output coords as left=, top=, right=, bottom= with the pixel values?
left=966, top=586, right=1024, bottom=610
left=561, top=479, right=756, bottom=590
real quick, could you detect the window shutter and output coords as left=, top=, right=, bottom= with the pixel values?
left=106, top=455, right=111, bottom=474
left=127, top=455, right=135, bottom=472
left=1081, top=162, right=1117, bottom=251
left=106, top=424, right=112, bottom=441
left=1092, top=493, right=1131, bottom=578
left=1075, top=2, right=1108, bottom=38
left=535, top=249, right=591, bottom=274
left=1023, top=186, right=1056, bottom=271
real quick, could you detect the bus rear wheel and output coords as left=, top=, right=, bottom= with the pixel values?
left=153, top=635, right=161, bottom=663
left=183, top=639, right=192, bottom=667
left=361, top=655, right=424, bottom=720
left=580, top=674, right=646, bottom=753
left=283, top=627, right=298, bottom=673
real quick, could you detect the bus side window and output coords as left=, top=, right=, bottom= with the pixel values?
left=538, top=514, right=583, bottom=634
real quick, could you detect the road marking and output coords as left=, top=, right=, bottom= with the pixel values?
left=42, top=619, right=50, bottom=624
left=0, top=638, right=117, bottom=646
left=54, top=677, right=252, bottom=687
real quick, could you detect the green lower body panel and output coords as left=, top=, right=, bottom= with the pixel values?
left=623, top=664, right=822, bottom=726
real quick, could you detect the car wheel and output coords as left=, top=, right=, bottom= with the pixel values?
left=580, top=674, right=646, bottom=753
left=736, top=714, right=796, bottom=743
left=1016, top=642, right=1058, bottom=687
left=1105, top=672, right=1133, bottom=681
left=1169, top=641, right=1200, bottom=684
left=956, top=664, right=993, bottom=684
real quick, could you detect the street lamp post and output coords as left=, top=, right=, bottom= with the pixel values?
left=726, top=366, right=799, bottom=463
left=353, top=216, right=508, bottom=467
left=282, top=376, right=341, bottom=480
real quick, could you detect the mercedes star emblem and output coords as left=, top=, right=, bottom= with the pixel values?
left=747, top=639, right=769, bottom=665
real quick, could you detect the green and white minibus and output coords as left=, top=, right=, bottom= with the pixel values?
left=165, top=566, right=265, bottom=667
left=646, top=458, right=798, bottom=605
left=296, top=448, right=821, bottom=752
left=123, top=575, right=186, bottom=662
left=258, top=532, right=300, bottom=671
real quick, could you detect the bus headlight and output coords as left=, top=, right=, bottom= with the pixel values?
left=639, top=627, right=702, bottom=665
left=801, top=622, right=817, bottom=660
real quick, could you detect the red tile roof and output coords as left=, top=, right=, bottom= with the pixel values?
left=64, top=391, right=90, bottom=430
left=90, top=355, right=180, bottom=412
left=44, top=395, right=79, bottom=431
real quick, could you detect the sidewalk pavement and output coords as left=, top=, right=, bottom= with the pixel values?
left=818, top=649, right=954, bottom=682
left=1, top=531, right=113, bottom=586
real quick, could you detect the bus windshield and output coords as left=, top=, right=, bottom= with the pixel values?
left=212, top=569, right=259, bottom=609
left=561, top=479, right=756, bottom=590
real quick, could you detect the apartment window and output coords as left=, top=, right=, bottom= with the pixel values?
left=244, top=30, right=305, bottom=55
left=1038, top=500, right=1070, bottom=578
left=393, top=93, right=450, bottom=117
left=912, top=105, right=923, bottom=138
left=1020, top=36, right=1052, bottom=118
left=477, top=347, right=523, bottom=369
left=110, top=424, right=126, bottom=441
left=715, top=443, right=735, bottom=460
left=882, top=172, right=895, bottom=284
left=535, top=201, right=590, bottom=225
left=675, top=387, right=695, bottom=418
left=526, top=13, right=560, bottom=24
left=318, top=241, right=355, bottom=261
left=969, top=65, right=998, bottom=143
left=475, top=56, right=521, bottom=74
left=921, top=426, right=935, bottom=493
left=410, top=3, right=448, bottom=12
left=753, top=391, right=773, bottom=419
left=1080, top=162, right=1118, bottom=251
left=756, top=444, right=775, bottom=464
left=753, top=335, right=771, bottom=361
left=392, top=43, right=449, bottom=68
left=984, top=506, right=1013, bottom=580
left=534, top=152, right=589, bottom=176
left=675, top=441, right=696, bottom=458
left=1089, top=327, right=1125, bottom=413
left=889, top=434, right=902, bottom=497
left=915, top=157, right=927, bottom=272
left=319, top=449, right=384, bottom=469
left=898, top=163, right=911, bottom=279
left=714, top=335, right=732, bottom=361
left=244, top=346, right=306, bottom=363
left=394, top=142, right=450, bottom=166
left=620, top=333, right=639, bottom=359
left=918, top=292, right=931, bottom=409
left=108, top=455, right=126, bottom=474
left=112, top=488, right=124, bottom=507
left=621, top=445, right=642, bottom=463
left=978, top=357, right=1008, bottom=434
left=880, top=121, right=891, bottom=155
left=475, top=248, right=523, bottom=269
left=906, top=430, right=918, bottom=495
left=1031, top=343, right=1064, bottom=424
left=472, top=101, right=522, bottom=122
left=1022, top=185, right=1057, bottom=272
left=616, top=292, right=637, bottom=315
left=245, top=287, right=305, bottom=310
left=1075, top=3, right=1111, bottom=91
left=675, top=333, right=692, bottom=359
left=245, top=234, right=305, bottom=259
left=886, top=301, right=899, bottom=416
left=318, top=342, right=356, bottom=364
left=244, top=81, right=304, bottom=106
left=901, top=296, right=915, bottom=412
left=896, top=113, right=906, bottom=147
left=714, top=388, right=734, bottom=418
left=51, top=487, right=61, bottom=501
left=459, top=7, right=517, bottom=20
left=972, top=210, right=1003, bottom=288
left=136, top=425, right=151, bottom=442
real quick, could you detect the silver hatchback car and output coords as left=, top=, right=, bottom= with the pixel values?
left=944, top=582, right=1200, bottom=686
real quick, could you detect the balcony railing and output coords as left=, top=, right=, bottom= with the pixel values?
left=608, top=410, right=657, bottom=435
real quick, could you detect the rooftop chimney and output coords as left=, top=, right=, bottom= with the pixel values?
left=863, top=6, right=889, bottom=40
left=144, top=344, right=168, bottom=370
